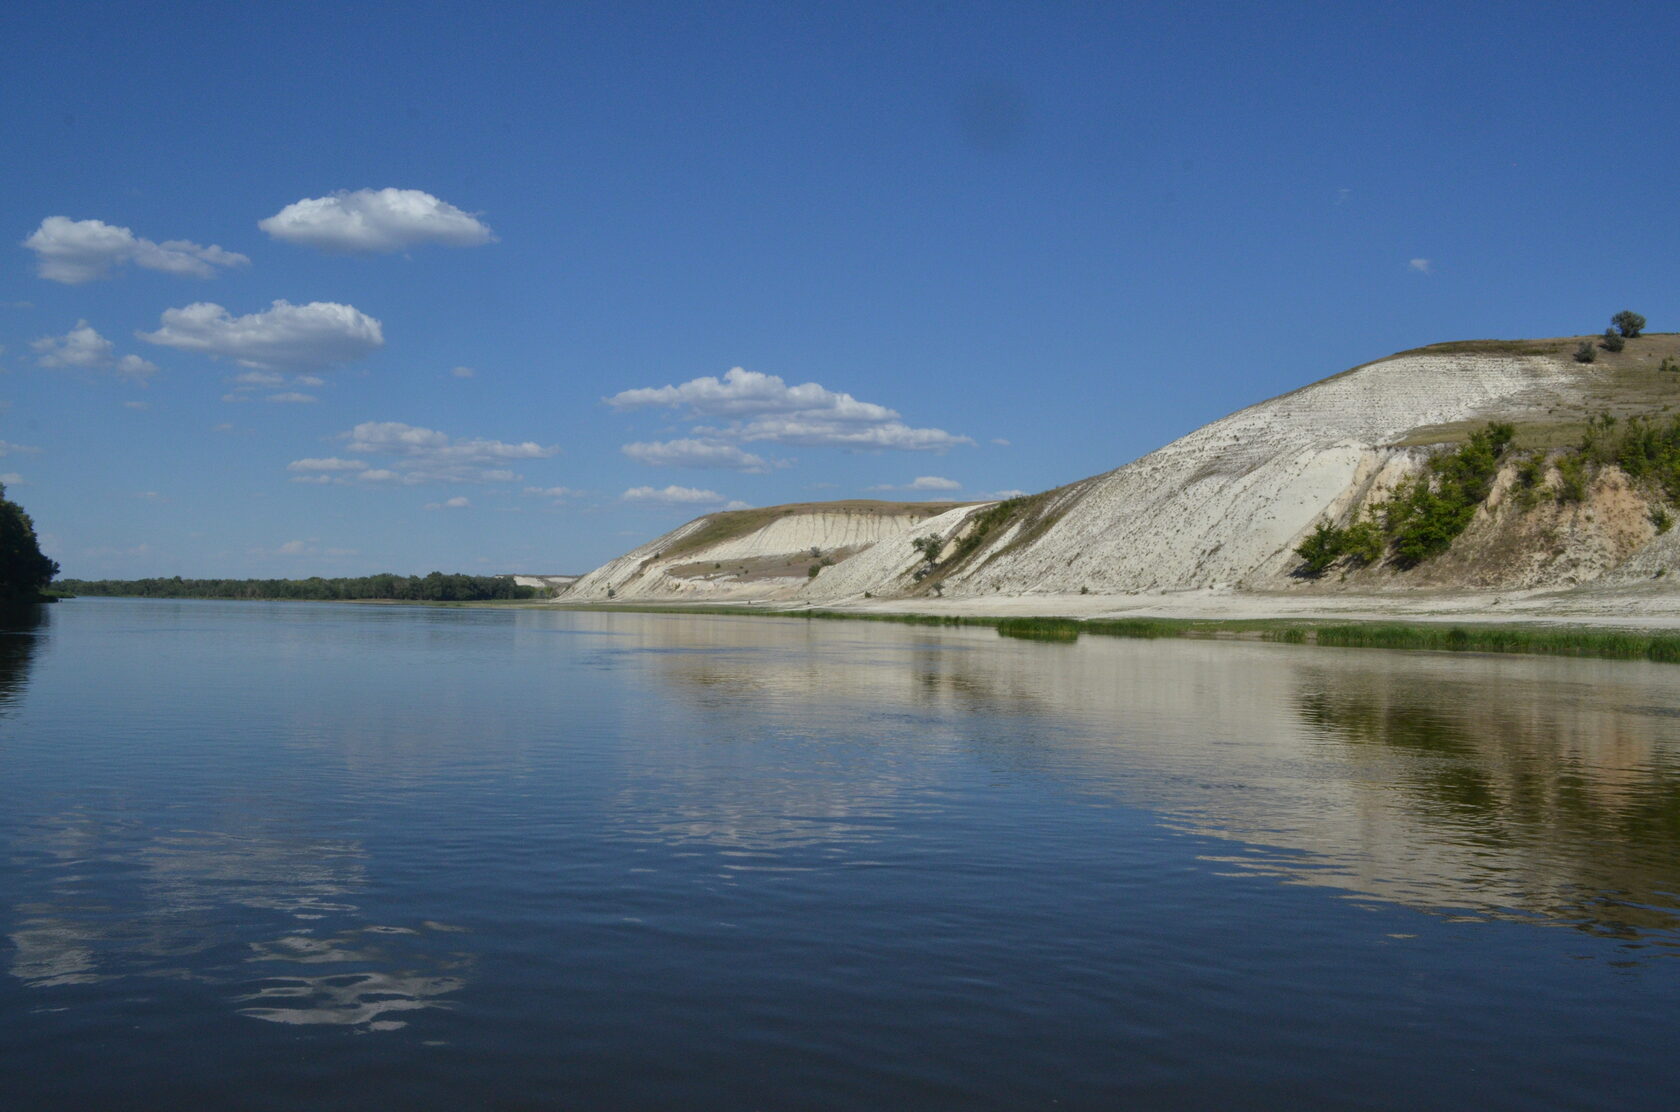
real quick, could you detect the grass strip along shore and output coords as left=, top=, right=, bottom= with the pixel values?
left=559, top=603, right=1680, bottom=664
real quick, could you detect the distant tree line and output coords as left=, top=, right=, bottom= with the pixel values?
left=54, top=572, right=543, bottom=602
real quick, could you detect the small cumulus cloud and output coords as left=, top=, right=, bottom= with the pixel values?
left=122, top=401, right=150, bottom=410
left=289, top=422, right=558, bottom=486
left=32, top=320, right=158, bottom=380
left=978, top=489, right=1029, bottom=500
left=523, top=485, right=581, bottom=499
left=289, top=457, right=367, bottom=473
left=622, top=439, right=772, bottom=471
left=1409, top=258, right=1432, bottom=275
left=135, top=490, right=167, bottom=502
left=34, top=321, right=113, bottom=368
left=139, top=300, right=383, bottom=370
left=869, top=475, right=961, bottom=492
left=424, top=496, right=471, bottom=510
left=621, top=485, right=750, bottom=510
left=259, top=188, right=495, bottom=253
left=990, top=438, right=1011, bottom=447
left=0, top=440, right=40, bottom=457
left=22, top=216, right=249, bottom=283
left=451, top=365, right=475, bottom=378
left=224, top=369, right=327, bottom=404
left=607, top=366, right=971, bottom=452
left=1, top=472, right=25, bottom=486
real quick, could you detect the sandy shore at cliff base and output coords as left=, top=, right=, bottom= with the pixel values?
left=563, top=581, right=1680, bottom=630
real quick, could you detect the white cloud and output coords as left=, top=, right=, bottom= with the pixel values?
left=622, top=438, right=771, bottom=471
left=259, top=188, right=495, bottom=253
left=290, top=421, right=557, bottom=486
left=990, top=437, right=1011, bottom=447
left=0, top=440, right=40, bottom=457
left=32, top=321, right=158, bottom=380
left=345, top=421, right=553, bottom=462
left=277, top=540, right=310, bottom=555
left=138, top=300, right=384, bottom=369
left=870, top=475, right=962, bottom=492
left=22, top=216, right=249, bottom=283
left=33, top=321, right=112, bottom=368
left=122, top=401, right=150, bottom=410
left=117, top=355, right=159, bottom=379
left=978, top=488, right=1029, bottom=500
left=135, top=490, right=167, bottom=502
left=451, top=365, right=475, bottom=378
left=1, top=472, right=26, bottom=486
left=424, top=496, right=471, bottom=510
left=523, top=485, right=581, bottom=499
left=607, top=366, right=972, bottom=453
left=224, top=370, right=327, bottom=404
left=717, top=417, right=970, bottom=450
left=1409, top=258, right=1432, bottom=274
left=609, top=367, right=896, bottom=421
left=288, top=457, right=367, bottom=473
left=621, top=485, right=750, bottom=510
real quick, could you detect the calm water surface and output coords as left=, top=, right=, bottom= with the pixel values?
left=3, top=598, right=1680, bottom=1109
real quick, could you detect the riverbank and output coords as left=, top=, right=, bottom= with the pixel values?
left=550, top=580, right=1680, bottom=663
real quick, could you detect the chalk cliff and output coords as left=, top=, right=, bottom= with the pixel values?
left=569, top=337, right=1680, bottom=604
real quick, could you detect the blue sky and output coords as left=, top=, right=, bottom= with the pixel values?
left=5, top=1, right=1679, bottom=577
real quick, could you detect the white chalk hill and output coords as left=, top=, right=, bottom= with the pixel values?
left=571, top=339, right=1680, bottom=602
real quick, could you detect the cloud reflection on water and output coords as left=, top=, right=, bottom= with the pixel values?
left=6, top=816, right=469, bottom=1029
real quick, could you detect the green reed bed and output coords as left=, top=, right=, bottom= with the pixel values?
left=995, top=617, right=1081, bottom=641
left=559, top=602, right=1680, bottom=664
left=1298, top=623, right=1680, bottom=662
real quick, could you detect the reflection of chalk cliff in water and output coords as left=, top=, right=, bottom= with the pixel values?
left=1294, top=669, right=1680, bottom=939
left=0, top=605, right=44, bottom=712
left=586, top=612, right=1680, bottom=943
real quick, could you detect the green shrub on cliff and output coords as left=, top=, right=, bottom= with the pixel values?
left=1294, top=423, right=1514, bottom=574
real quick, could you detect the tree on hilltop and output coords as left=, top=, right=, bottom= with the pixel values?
left=1611, top=310, right=1646, bottom=339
